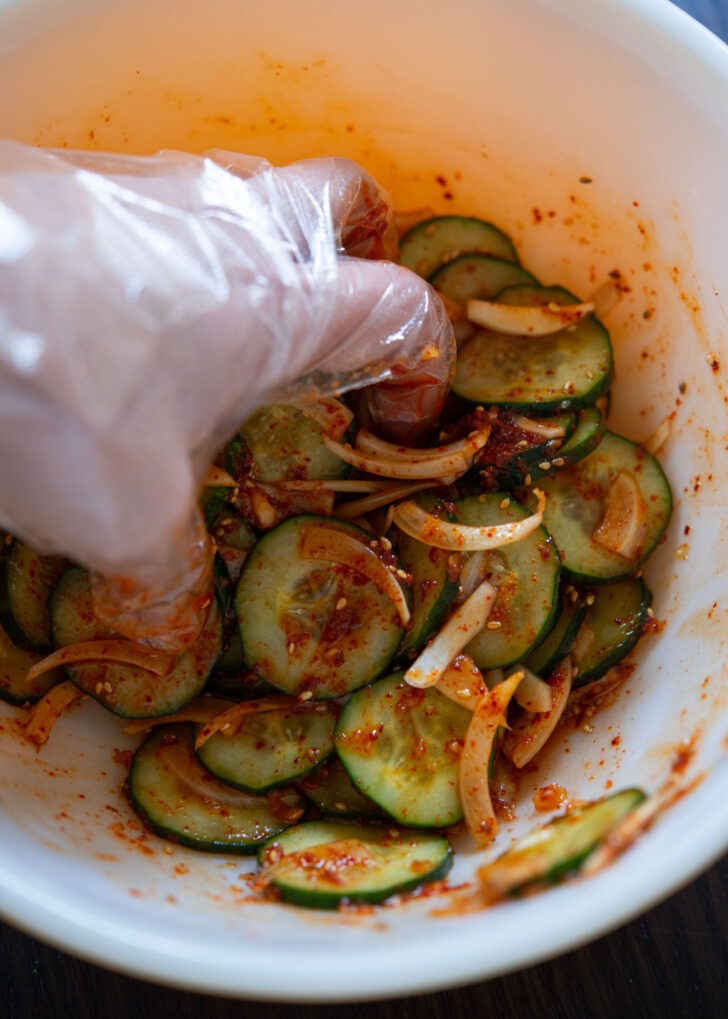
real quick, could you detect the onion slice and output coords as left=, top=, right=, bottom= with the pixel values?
left=293, top=396, right=354, bottom=439
left=298, top=525, right=411, bottom=627
left=25, top=640, right=177, bottom=683
left=511, top=665, right=554, bottom=714
left=24, top=679, right=84, bottom=747
left=459, top=669, right=524, bottom=848
left=334, top=481, right=437, bottom=521
left=405, top=580, right=496, bottom=689
left=467, top=298, right=594, bottom=336
left=354, top=426, right=491, bottom=463
left=435, top=654, right=488, bottom=711
left=510, top=414, right=567, bottom=440
left=194, top=695, right=303, bottom=750
left=322, top=427, right=490, bottom=480
left=123, top=696, right=241, bottom=736
left=592, top=469, right=648, bottom=562
left=393, top=489, right=546, bottom=551
left=502, top=657, right=573, bottom=768
left=202, top=465, right=237, bottom=488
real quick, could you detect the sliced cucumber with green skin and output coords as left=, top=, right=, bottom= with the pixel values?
left=298, top=758, right=383, bottom=818
left=0, top=621, right=64, bottom=705
left=431, top=254, right=537, bottom=306
left=399, top=216, right=519, bottom=279
left=455, top=494, right=561, bottom=670
left=550, top=405, right=605, bottom=470
left=453, top=285, right=613, bottom=412
left=129, top=723, right=305, bottom=854
left=479, top=788, right=646, bottom=899
left=228, top=403, right=350, bottom=484
left=539, top=430, right=673, bottom=582
left=259, top=819, right=452, bottom=908
left=196, top=702, right=338, bottom=794
left=395, top=495, right=460, bottom=658
left=50, top=568, right=222, bottom=718
left=236, top=515, right=404, bottom=700
left=525, top=586, right=587, bottom=677
left=0, top=539, right=69, bottom=652
left=335, top=671, right=470, bottom=828
left=571, top=578, right=651, bottom=686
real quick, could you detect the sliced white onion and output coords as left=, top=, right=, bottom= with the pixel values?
left=298, top=525, right=410, bottom=626
left=123, top=695, right=242, bottom=736
left=194, top=695, right=300, bottom=749
left=467, top=298, right=594, bottom=336
left=334, top=481, right=437, bottom=520
left=24, top=679, right=84, bottom=747
left=202, top=465, right=237, bottom=488
left=271, top=479, right=394, bottom=493
left=510, top=665, right=554, bottom=714
left=393, top=489, right=546, bottom=551
left=291, top=396, right=354, bottom=439
left=510, top=415, right=567, bottom=440
left=354, top=426, right=491, bottom=463
left=435, top=654, right=487, bottom=711
left=589, top=277, right=623, bottom=320
left=502, top=657, right=573, bottom=768
left=26, top=640, right=177, bottom=683
left=405, top=580, right=496, bottom=689
left=323, top=428, right=490, bottom=480
left=456, top=550, right=490, bottom=603
left=643, top=414, right=674, bottom=455
left=459, top=669, right=524, bottom=848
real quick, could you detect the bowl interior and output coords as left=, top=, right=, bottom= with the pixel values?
left=0, top=0, right=727, bottom=1000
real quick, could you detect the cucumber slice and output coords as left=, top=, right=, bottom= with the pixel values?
left=571, top=578, right=651, bottom=686
left=236, top=515, right=404, bottom=699
left=0, top=539, right=69, bottom=652
left=395, top=495, right=460, bottom=657
left=525, top=586, right=587, bottom=677
left=455, top=494, right=561, bottom=669
left=539, top=430, right=673, bottom=582
left=196, top=702, right=338, bottom=794
left=431, top=254, right=537, bottom=306
left=479, top=788, right=646, bottom=899
left=228, top=403, right=350, bottom=484
left=335, top=671, right=470, bottom=828
left=50, top=568, right=222, bottom=718
left=0, top=621, right=64, bottom=705
left=399, top=215, right=519, bottom=279
left=259, top=819, right=452, bottom=908
left=453, top=285, right=613, bottom=412
left=129, top=723, right=305, bottom=853
left=551, top=405, right=605, bottom=470
left=298, top=758, right=382, bottom=818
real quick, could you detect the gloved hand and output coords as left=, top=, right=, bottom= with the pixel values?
left=0, top=143, right=455, bottom=650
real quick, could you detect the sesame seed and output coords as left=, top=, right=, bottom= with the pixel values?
left=335, top=597, right=347, bottom=610
left=456, top=688, right=471, bottom=699
left=552, top=457, right=565, bottom=467
left=380, top=537, right=393, bottom=551
left=288, top=642, right=295, bottom=655
left=538, top=461, right=552, bottom=471
left=298, top=691, right=313, bottom=702
left=586, top=594, right=596, bottom=605
left=486, top=620, right=502, bottom=630
left=500, top=498, right=509, bottom=509
left=524, top=473, right=532, bottom=486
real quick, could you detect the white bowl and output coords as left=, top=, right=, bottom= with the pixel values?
left=0, top=0, right=727, bottom=1002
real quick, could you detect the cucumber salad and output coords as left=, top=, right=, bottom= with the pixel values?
left=1, top=213, right=672, bottom=910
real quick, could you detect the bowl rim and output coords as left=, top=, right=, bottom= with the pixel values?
left=0, top=0, right=727, bottom=1002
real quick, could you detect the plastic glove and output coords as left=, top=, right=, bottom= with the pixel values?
left=0, top=142, right=455, bottom=650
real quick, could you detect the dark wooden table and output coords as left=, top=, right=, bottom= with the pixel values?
left=2, top=2, right=727, bottom=1016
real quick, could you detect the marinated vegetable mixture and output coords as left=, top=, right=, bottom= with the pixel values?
left=0, top=214, right=672, bottom=909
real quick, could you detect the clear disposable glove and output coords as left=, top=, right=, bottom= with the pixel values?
left=0, top=142, right=455, bottom=650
